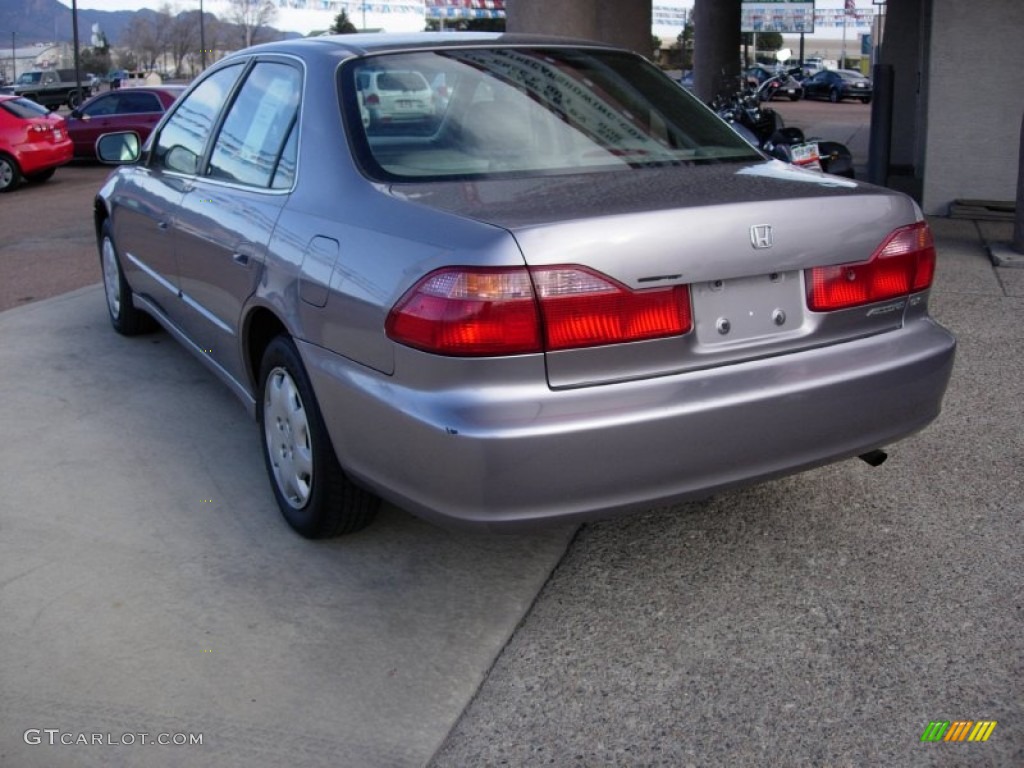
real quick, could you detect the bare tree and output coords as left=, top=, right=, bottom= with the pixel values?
left=168, top=10, right=201, bottom=77
left=228, top=0, right=278, bottom=49
left=121, top=14, right=166, bottom=71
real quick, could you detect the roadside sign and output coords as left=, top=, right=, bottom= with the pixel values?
left=742, top=1, right=816, bottom=34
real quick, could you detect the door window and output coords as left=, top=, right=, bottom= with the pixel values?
left=153, top=64, right=244, bottom=175
left=206, top=61, right=301, bottom=188
left=117, top=91, right=163, bottom=113
left=81, top=93, right=118, bottom=117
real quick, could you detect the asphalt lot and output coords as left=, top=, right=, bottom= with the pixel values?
left=2, top=110, right=1022, bottom=767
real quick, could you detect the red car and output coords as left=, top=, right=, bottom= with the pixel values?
left=0, top=95, right=73, bottom=192
left=66, top=86, right=185, bottom=159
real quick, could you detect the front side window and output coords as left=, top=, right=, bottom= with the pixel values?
left=153, top=64, right=244, bottom=175
left=82, top=93, right=119, bottom=117
left=343, top=47, right=761, bottom=182
left=207, top=61, right=301, bottom=188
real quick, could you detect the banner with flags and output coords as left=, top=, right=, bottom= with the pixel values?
left=424, top=0, right=506, bottom=19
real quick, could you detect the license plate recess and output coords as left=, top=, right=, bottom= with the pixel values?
left=692, top=270, right=804, bottom=346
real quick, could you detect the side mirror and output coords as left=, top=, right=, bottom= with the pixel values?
left=70, top=109, right=83, bottom=119
left=96, top=131, right=141, bottom=165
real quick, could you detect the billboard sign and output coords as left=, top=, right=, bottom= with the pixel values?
left=742, top=1, right=815, bottom=34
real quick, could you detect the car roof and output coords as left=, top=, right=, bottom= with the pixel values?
left=231, top=31, right=619, bottom=61
left=88, top=85, right=186, bottom=97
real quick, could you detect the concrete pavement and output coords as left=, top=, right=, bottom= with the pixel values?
left=0, top=289, right=574, bottom=767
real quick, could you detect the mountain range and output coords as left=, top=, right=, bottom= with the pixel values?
left=0, top=0, right=295, bottom=47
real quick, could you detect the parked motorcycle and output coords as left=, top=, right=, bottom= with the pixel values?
left=754, top=67, right=804, bottom=102
left=711, top=76, right=855, bottom=178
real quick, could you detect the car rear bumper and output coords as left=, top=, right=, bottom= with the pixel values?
left=302, top=317, right=955, bottom=529
left=18, top=139, right=73, bottom=174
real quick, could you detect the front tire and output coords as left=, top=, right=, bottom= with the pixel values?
left=829, top=88, right=840, bottom=103
left=0, top=152, right=22, bottom=192
left=99, top=219, right=155, bottom=335
left=258, top=336, right=380, bottom=538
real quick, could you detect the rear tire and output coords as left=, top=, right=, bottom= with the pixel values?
left=0, top=152, right=22, bottom=192
left=258, top=336, right=380, bottom=538
left=861, top=96, right=872, bottom=104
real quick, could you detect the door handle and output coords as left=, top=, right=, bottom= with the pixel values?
left=233, top=242, right=257, bottom=267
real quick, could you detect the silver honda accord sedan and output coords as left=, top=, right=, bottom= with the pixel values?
left=93, top=33, right=955, bottom=538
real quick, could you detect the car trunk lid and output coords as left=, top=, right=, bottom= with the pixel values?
left=391, top=162, right=927, bottom=388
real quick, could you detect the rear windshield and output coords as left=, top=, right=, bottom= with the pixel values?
left=1, top=97, right=52, bottom=119
left=341, top=47, right=761, bottom=182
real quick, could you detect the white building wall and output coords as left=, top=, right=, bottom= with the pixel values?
left=922, top=0, right=1024, bottom=214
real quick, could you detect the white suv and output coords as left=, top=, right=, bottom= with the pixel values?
left=356, top=69, right=435, bottom=126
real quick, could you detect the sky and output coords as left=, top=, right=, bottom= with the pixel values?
left=65, top=1, right=877, bottom=40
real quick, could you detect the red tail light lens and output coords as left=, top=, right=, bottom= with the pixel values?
left=365, top=93, right=380, bottom=107
left=533, top=267, right=692, bottom=351
left=386, top=268, right=540, bottom=356
left=807, top=221, right=936, bottom=312
left=386, top=266, right=692, bottom=357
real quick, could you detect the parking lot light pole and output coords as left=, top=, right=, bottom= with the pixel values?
left=200, top=0, right=207, bottom=70
left=71, top=0, right=83, bottom=106
left=1014, top=112, right=1024, bottom=253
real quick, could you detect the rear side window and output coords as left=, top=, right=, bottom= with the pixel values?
left=118, top=91, right=162, bottom=113
left=206, top=61, right=301, bottom=188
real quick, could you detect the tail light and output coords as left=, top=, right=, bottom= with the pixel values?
left=386, top=266, right=692, bottom=357
left=806, top=221, right=936, bottom=312
left=365, top=93, right=380, bottom=107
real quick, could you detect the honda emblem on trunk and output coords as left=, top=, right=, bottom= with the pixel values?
left=750, top=224, right=774, bottom=249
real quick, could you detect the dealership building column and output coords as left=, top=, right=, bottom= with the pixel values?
left=692, top=0, right=742, bottom=103
left=505, top=0, right=652, bottom=58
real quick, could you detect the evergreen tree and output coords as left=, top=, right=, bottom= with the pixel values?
left=331, top=10, right=358, bottom=34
